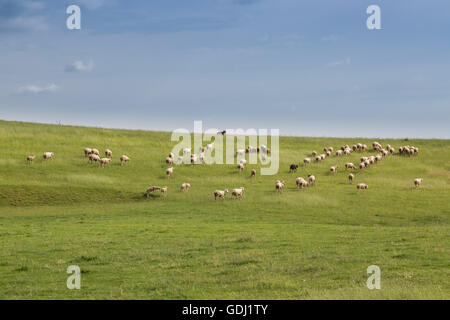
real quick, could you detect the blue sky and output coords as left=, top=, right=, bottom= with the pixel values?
left=1, top=0, right=449, bottom=138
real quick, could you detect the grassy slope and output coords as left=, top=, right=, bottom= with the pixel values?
left=0, top=120, right=449, bottom=299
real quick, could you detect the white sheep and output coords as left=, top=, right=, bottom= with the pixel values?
left=232, top=187, right=245, bottom=199
left=237, top=163, right=245, bottom=172
left=146, top=186, right=161, bottom=197
left=120, top=155, right=130, bottom=165
left=89, top=153, right=100, bottom=163
left=356, top=183, right=368, bottom=190
left=303, top=157, right=311, bottom=165
left=105, top=149, right=112, bottom=158
left=295, top=177, right=308, bottom=189
left=276, top=180, right=286, bottom=192
left=91, top=148, right=100, bottom=156
left=166, top=167, right=174, bottom=177
left=330, top=165, right=339, bottom=173
left=345, top=162, right=356, bottom=170
left=180, top=182, right=191, bottom=191
left=43, top=152, right=54, bottom=160
left=308, top=174, right=315, bottom=186
left=336, top=150, right=343, bottom=156
left=348, top=173, right=354, bottom=183
left=166, top=157, right=173, bottom=165
left=27, top=155, right=36, bottom=163
left=84, top=148, right=92, bottom=157
left=99, top=158, right=111, bottom=167
left=414, top=178, right=423, bottom=187
left=214, top=189, right=228, bottom=200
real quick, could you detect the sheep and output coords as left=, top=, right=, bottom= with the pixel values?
left=364, top=159, right=371, bottom=167
left=99, top=158, right=111, bottom=167
left=348, top=173, right=354, bottom=184
left=166, top=167, right=174, bottom=177
left=168, top=152, right=175, bottom=159
left=84, top=148, right=92, bottom=157
left=372, top=142, right=382, bottom=151
left=356, top=183, right=368, bottom=190
left=352, top=145, right=358, bottom=151
left=326, top=150, right=331, bottom=157
left=237, top=163, right=245, bottom=172
left=89, top=153, right=100, bottom=163
left=336, top=150, right=343, bottom=156
left=320, top=154, right=326, bottom=160
left=308, top=174, right=315, bottom=186
left=146, top=186, right=161, bottom=197
left=232, top=187, right=245, bottom=199
left=120, top=155, right=130, bottom=165
left=289, top=164, right=299, bottom=172
left=43, top=152, right=54, bottom=160
left=166, top=157, right=173, bottom=165
left=330, top=165, right=339, bottom=173
left=312, top=150, right=318, bottom=157
left=414, top=178, right=423, bottom=187
left=315, top=155, right=322, bottom=162
left=375, top=154, right=383, bottom=162
left=250, top=169, right=256, bottom=177
left=345, top=162, right=356, bottom=170
left=303, top=157, right=311, bottom=165
left=276, top=180, right=286, bottom=192
left=389, top=147, right=395, bottom=154
left=359, top=162, right=365, bottom=169
left=190, top=154, right=198, bottom=164
left=91, top=148, right=100, bottom=156
left=361, top=144, right=368, bottom=151
left=328, top=147, right=334, bottom=153
left=360, top=157, right=368, bottom=163
left=295, top=177, right=308, bottom=189
left=180, top=182, right=191, bottom=191
left=27, top=155, right=36, bottom=163
left=160, top=186, right=168, bottom=195
left=105, top=149, right=112, bottom=158
left=214, top=189, right=228, bottom=200
left=343, top=148, right=351, bottom=155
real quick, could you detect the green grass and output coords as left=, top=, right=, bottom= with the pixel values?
left=0, top=120, right=449, bottom=299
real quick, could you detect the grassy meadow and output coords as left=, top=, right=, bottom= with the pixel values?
left=0, top=120, right=449, bottom=299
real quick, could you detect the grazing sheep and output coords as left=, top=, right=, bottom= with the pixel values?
left=232, top=187, right=245, bottom=199
left=295, top=177, right=308, bottom=189
left=214, top=189, right=228, bottom=200
left=27, top=155, right=36, bottom=163
left=328, top=147, right=334, bottom=153
left=160, top=186, right=168, bottom=195
left=320, top=154, right=326, bottom=160
left=352, top=145, right=358, bottom=151
left=330, top=165, right=339, bottom=173
left=359, top=162, right=365, bottom=169
left=389, top=147, right=395, bottom=154
left=276, top=180, right=286, bottom=192
left=303, top=157, right=311, bottom=165
left=336, top=150, right=343, bottom=156
left=91, top=148, right=100, bottom=156
left=308, top=174, right=315, bottom=186
left=375, top=154, right=383, bottom=162
left=348, top=173, right=354, bottom=184
left=169, top=152, right=175, bottom=159
left=360, top=156, right=368, bottom=163
left=43, top=152, right=54, bottom=160
left=180, top=182, right=191, bottom=191
left=166, top=167, right=174, bottom=177
left=89, top=153, right=100, bottom=163
left=166, top=157, right=173, bottom=165
left=120, top=155, right=130, bottom=165
left=84, top=148, right=92, bottom=157
left=237, top=163, right=245, bottom=172
left=105, top=149, right=112, bottom=158
left=250, top=169, right=256, bottom=177
left=372, top=142, right=382, bottom=151
left=414, top=178, right=423, bottom=187
left=289, top=164, right=299, bottom=172
left=356, top=183, right=368, bottom=190
left=312, top=150, right=318, bottom=157
left=345, top=162, right=356, bottom=170
left=99, top=158, right=111, bottom=167
left=326, top=151, right=331, bottom=157
left=146, top=186, right=161, bottom=197
left=315, top=156, right=322, bottom=162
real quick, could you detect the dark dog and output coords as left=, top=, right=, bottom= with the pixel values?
left=289, top=164, right=299, bottom=172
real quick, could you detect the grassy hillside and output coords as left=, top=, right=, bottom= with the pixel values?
left=0, top=120, right=449, bottom=299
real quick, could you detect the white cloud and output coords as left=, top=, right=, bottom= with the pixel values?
left=328, top=57, right=351, bottom=67
left=18, top=83, right=59, bottom=94
left=65, top=60, right=94, bottom=72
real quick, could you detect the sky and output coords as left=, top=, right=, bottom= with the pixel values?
left=0, top=0, right=449, bottom=138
